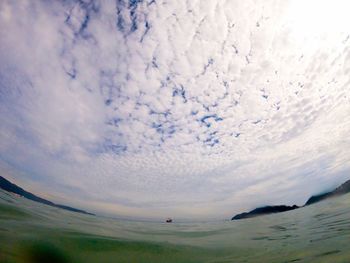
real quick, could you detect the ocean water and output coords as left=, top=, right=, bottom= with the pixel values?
left=0, top=190, right=349, bottom=263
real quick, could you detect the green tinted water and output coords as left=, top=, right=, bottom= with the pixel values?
left=0, top=190, right=349, bottom=263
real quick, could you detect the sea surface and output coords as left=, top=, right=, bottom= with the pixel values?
left=0, top=189, right=350, bottom=263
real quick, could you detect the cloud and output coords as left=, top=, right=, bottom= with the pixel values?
left=1, top=0, right=350, bottom=219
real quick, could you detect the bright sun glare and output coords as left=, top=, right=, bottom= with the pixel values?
left=287, top=0, right=350, bottom=38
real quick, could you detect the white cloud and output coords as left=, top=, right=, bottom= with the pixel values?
left=1, top=0, right=350, bottom=220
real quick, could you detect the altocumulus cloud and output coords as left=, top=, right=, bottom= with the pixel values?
left=1, top=0, right=350, bottom=220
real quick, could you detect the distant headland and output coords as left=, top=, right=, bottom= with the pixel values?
left=0, top=175, right=94, bottom=216
left=232, top=179, right=350, bottom=220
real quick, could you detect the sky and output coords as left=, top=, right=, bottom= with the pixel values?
left=1, top=0, right=350, bottom=220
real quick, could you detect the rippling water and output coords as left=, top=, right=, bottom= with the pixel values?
left=0, top=190, right=349, bottom=263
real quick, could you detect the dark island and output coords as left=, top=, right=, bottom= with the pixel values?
left=232, top=205, right=299, bottom=220
left=232, top=179, right=350, bottom=220
left=0, top=175, right=94, bottom=216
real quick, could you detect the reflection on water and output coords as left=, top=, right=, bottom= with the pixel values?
left=0, top=190, right=350, bottom=262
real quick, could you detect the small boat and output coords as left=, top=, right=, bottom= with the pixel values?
left=166, top=218, right=173, bottom=223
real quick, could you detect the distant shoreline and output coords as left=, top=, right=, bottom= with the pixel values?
left=0, top=176, right=94, bottom=216
left=232, top=179, right=350, bottom=220
left=2, top=174, right=349, bottom=221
